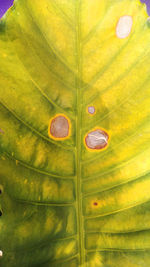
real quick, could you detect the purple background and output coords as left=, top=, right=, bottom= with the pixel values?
left=0, top=0, right=150, bottom=18
left=0, top=0, right=13, bottom=18
left=141, top=0, right=150, bottom=14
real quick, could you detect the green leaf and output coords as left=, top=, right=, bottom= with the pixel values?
left=0, top=0, right=150, bottom=266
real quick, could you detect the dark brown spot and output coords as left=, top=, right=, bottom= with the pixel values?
left=0, top=210, right=2, bottom=216
left=85, top=129, right=109, bottom=150
left=0, top=189, right=2, bottom=195
left=93, top=202, right=98, bottom=206
left=50, top=115, right=69, bottom=139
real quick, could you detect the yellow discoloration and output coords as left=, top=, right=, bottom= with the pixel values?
left=66, top=209, right=75, bottom=234
left=33, top=143, right=49, bottom=168
left=42, top=179, right=58, bottom=200
left=54, top=220, right=63, bottom=235
left=17, top=224, right=31, bottom=239
left=55, top=240, right=76, bottom=259
left=86, top=253, right=103, bottom=267
left=29, top=0, right=76, bottom=68
left=44, top=216, right=55, bottom=232
left=64, top=240, right=75, bottom=255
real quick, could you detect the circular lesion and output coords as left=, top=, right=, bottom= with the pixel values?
left=93, top=202, right=98, bottom=206
left=91, top=200, right=100, bottom=209
left=49, top=114, right=70, bottom=140
left=116, top=15, right=133, bottom=39
left=87, top=106, right=96, bottom=115
left=85, top=128, right=109, bottom=150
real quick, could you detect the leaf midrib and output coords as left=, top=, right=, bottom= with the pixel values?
left=75, top=0, right=85, bottom=265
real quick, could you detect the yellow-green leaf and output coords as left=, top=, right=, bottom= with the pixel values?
left=0, top=0, right=150, bottom=266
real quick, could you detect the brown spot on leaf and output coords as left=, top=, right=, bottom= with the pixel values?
left=85, top=129, right=109, bottom=150
left=50, top=115, right=69, bottom=139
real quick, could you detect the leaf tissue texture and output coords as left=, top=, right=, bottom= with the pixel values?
left=0, top=0, right=150, bottom=266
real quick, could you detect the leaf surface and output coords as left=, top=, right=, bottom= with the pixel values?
left=0, top=0, right=150, bottom=266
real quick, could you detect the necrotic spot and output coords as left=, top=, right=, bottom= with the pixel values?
left=0, top=211, right=2, bottom=216
left=93, top=202, right=98, bottom=206
left=116, top=15, right=133, bottom=39
left=88, top=106, right=95, bottom=115
left=50, top=115, right=69, bottom=139
left=0, top=250, right=3, bottom=257
left=85, top=129, right=109, bottom=150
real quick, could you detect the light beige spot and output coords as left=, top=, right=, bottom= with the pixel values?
left=88, top=106, right=95, bottom=115
left=116, top=15, right=133, bottom=39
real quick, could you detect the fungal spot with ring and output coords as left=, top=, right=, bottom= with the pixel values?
left=85, top=129, right=109, bottom=150
left=49, top=114, right=70, bottom=139
left=88, top=106, right=95, bottom=115
left=116, top=15, right=133, bottom=39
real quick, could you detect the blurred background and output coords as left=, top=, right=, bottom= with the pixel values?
left=0, top=0, right=150, bottom=19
